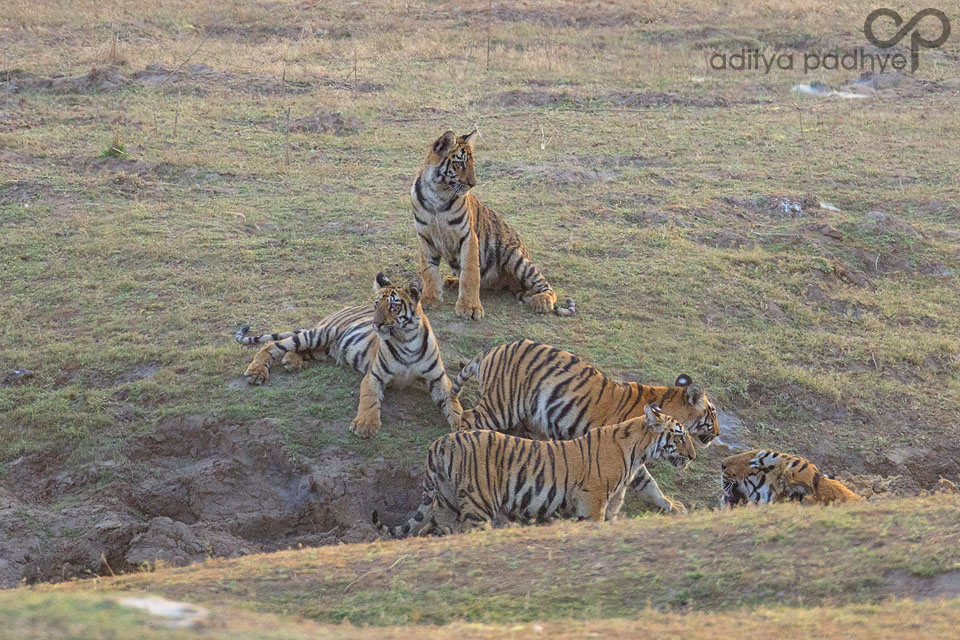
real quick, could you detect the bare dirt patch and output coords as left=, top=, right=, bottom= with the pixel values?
left=0, top=416, right=420, bottom=587
left=884, top=570, right=960, bottom=600
left=481, top=89, right=576, bottom=108
left=287, top=111, right=360, bottom=135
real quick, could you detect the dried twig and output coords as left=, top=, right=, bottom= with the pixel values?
left=486, top=0, right=493, bottom=71
left=284, top=106, right=292, bottom=166
left=343, top=554, right=409, bottom=593
left=100, top=553, right=116, bottom=578
left=158, top=21, right=220, bottom=88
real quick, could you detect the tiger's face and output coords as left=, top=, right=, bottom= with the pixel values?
left=664, top=375, right=721, bottom=446
left=645, top=404, right=697, bottom=469
left=372, top=273, right=423, bottom=339
left=428, top=129, right=479, bottom=196
left=721, top=449, right=770, bottom=507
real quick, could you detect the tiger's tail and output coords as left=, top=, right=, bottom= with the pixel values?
left=372, top=482, right=438, bottom=539
left=235, top=325, right=300, bottom=346
left=450, top=353, right=484, bottom=397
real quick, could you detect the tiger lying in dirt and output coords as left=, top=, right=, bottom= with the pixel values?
left=237, top=273, right=461, bottom=437
left=721, top=449, right=864, bottom=506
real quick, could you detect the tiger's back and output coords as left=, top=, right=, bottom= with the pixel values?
left=454, top=340, right=720, bottom=443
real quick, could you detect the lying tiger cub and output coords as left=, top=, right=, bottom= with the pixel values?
left=237, top=273, right=462, bottom=437
left=372, top=404, right=696, bottom=538
left=721, top=449, right=864, bottom=506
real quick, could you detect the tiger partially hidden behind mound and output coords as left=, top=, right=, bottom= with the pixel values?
left=237, top=273, right=462, bottom=437
left=372, top=404, right=696, bottom=538
left=721, top=449, right=864, bottom=506
left=451, top=340, right=720, bottom=513
left=411, top=129, right=574, bottom=319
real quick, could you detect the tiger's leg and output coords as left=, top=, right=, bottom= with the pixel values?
left=576, top=491, right=608, bottom=522
left=244, top=329, right=318, bottom=385
left=455, top=231, right=484, bottom=320
left=506, top=251, right=557, bottom=314
left=631, top=466, right=687, bottom=514
left=455, top=489, right=494, bottom=531
left=424, top=374, right=463, bottom=430
left=458, top=400, right=508, bottom=432
left=349, top=367, right=391, bottom=438
left=605, top=486, right=628, bottom=521
left=418, top=235, right=444, bottom=310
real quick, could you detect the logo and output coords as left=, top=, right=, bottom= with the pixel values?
left=864, top=8, right=951, bottom=72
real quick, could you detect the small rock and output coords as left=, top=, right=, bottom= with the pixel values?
left=1, top=369, right=34, bottom=386
left=816, top=224, right=844, bottom=240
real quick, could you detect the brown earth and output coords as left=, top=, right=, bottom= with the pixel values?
left=0, top=416, right=421, bottom=587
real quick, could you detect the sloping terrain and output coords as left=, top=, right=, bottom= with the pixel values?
left=17, top=495, right=960, bottom=638
left=1, top=0, right=958, bottom=614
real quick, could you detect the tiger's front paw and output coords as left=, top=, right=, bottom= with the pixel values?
left=455, top=298, right=485, bottom=320
left=349, top=413, right=381, bottom=438
left=528, top=291, right=557, bottom=314
left=281, top=351, right=306, bottom=373
left=420, top=291, right=443, bottom=310
left=244, top=362, right=270, bottom=385
left=442, top=276, right=459, bottom=291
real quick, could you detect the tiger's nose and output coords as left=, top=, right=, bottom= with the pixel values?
left=373, top=321, right=383, bottom=330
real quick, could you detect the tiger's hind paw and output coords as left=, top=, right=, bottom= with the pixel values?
left=281, top=351, right=306, bottom=373
left=528, top=291, right=557, bottom=314
left=442, top=276, right=459, bottom=291
left=660, top=497, right=687, bottom=515
left=420, top=291, right=443, bottom=310
left=244, top=362, right=270, bottom=385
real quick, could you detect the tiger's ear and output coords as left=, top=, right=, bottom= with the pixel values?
left=675, top=374, right=692, bottom=387
left=406, top=278, right=422, bottom=304
left=685, top=383, right=704, bottom=408
left=644, top=404, right=665, bottom=432
left=460, top=128, right=480, bottom=148
left=375, top=272, right=392, bottom=291
left=432, top=131, right=457, bottom=156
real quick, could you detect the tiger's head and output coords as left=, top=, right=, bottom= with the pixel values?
left=426, top=129, right=479, bottom=196
left=372, top=273, right=424, bottom=339
left=721, top=449, right=770, bottom=507
left=659, top=375, right=721, bottom=446
left=750, top=450, right=863, bottom=505
left=644, top=403, right=697, bottom=469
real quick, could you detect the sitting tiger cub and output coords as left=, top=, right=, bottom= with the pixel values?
left=721, top=449, right=864, bottom=506
left=237, top=273, right=462, bottom=437
left=372, top=404, right=695, bottom=538
left=411, top=129, right=574, bottom=319
left=451, top=339, right=720, bottom=513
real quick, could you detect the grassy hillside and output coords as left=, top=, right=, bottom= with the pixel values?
left=5, top=590, right=960, bottom=640
left=45, top=495, right=960, bottom=625
left=1, top=0, right=959, bottom=630
left=2, top=0, right=958, bottom=490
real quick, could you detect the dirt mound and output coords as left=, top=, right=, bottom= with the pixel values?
left=1, top=64, right=314, bottom=97
left=507, top=164, right=615, bottom=186
left=0, top=416, right=421, bottom=587
left=482, top=89, right=576, bottom=107
left=288, top=111, right=360, bottom=135
left=606, top=91, right=733, bottom=108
